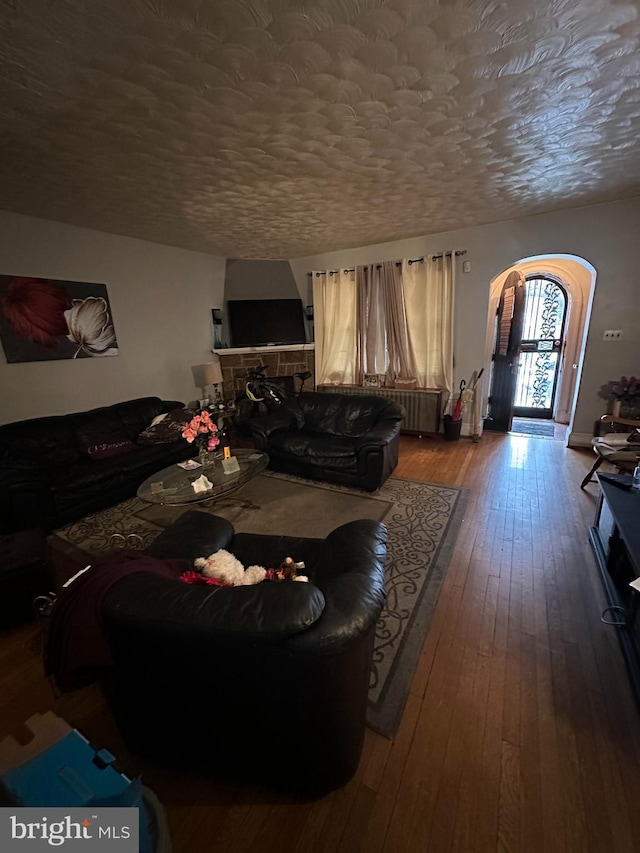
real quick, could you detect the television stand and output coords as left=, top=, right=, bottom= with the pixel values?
left=589, top=474, right=640, bottom=706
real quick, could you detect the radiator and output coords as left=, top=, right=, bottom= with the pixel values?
left=317, top=385, right=442, bottom=435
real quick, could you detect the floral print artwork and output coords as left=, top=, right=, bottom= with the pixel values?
left=65, top=297, right=117, bottom=357
left=0, top=275, right=119, bottom=362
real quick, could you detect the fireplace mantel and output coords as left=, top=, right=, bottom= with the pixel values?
left=213, top=343, right=315, bottom=356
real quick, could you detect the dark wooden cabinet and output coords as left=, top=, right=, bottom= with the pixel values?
left=589, top=475, right=640, bottom=703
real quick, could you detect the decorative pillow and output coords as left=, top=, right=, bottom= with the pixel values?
left=81, top=436, right=138, bottom=460
left=137, top=407, right=196, bottom=445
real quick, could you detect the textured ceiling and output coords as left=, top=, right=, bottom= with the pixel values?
left=1, top=0, right=640, bottom=259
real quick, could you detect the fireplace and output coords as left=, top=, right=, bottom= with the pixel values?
left=215, top=345, right=315, bottom=401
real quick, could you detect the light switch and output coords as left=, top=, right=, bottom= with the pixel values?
left=462, top=260, right=471, bottom=273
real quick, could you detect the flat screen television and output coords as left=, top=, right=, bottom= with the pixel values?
left=227, top=299, right=307, bottom=348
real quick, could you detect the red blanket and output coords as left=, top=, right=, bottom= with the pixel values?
left=45, top=553, right=183, bottom=692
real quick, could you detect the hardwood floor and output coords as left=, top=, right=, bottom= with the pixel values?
left=2, top=432, right=640, bottom=852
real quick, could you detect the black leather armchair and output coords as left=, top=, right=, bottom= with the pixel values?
left=99, top=510, right=387, bottom=792
left=249, top=391, right=405, bottom=491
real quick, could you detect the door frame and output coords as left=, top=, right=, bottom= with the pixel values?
left=482, top=255, right=596, bottom=435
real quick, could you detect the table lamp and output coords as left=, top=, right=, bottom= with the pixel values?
left=192, top=360, right=223, bottom=407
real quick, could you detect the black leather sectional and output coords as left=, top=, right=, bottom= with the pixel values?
left=0, top=397, right=194, bottom=535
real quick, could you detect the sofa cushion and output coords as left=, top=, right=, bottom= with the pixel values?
left=299, top=393, right=394, bottom=437
left=272, top=431, right=359, bottom=460
left=118, top=444, right=176, bottom=474
left=54, top=459, right=128, bottom=493
left=113, top=397, right=181, bottom=441
left=80, top=436, right=138, bottom=460
left=137, top=407, right=195, bottom=446
left=0, top=415, right=80, bottom=467
left=74, top=410, right=137, bottom=461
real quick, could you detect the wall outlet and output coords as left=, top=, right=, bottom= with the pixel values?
left=603, top=329, right=623, bottom=340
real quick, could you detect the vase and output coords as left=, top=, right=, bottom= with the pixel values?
left=198, top=447, right=215, bottom=470
left=620, top=399, right=639, bottom=420
left=612, top=399, right=621, bottom=418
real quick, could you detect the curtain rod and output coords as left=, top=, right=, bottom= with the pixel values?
left=308, top=249, right=467, bottom=276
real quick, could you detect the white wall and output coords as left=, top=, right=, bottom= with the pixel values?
left=290, top=198, right=640, bottom=441
left=3, top=200, right=638, bottom=436
left=0, top=211, right=225, bottom=424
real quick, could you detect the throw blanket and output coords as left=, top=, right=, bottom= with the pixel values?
left=45, top=554, right=184, bottom=692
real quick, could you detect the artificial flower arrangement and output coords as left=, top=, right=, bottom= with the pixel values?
left=181, top=410, right=220, bottom=455
left=180, top=550, right=308, bottom=587
left=598, top=375, right=639, bottom=402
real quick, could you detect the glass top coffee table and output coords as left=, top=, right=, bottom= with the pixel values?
left=137, top=449, right=269, bottom=506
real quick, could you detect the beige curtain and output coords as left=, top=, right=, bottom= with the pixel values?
left=312, top=268, right=357, bottom=386
left=402, top=254, right=454, bottom=392
left=356, top=263, right=383, bottom=382
left=356, top=261, right=416, bottom=385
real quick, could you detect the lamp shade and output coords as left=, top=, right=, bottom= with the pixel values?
left=192, top=360, right=223, bottom=389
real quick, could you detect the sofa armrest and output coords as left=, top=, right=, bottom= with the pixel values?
left=0, top=477, right=57, bottom=534
left=249, top=405, right=299, bottom=448
left=287, top=520, right=387, bottom=654
left=355, top=417, right=403, bottom=448
left=144, top=510, right=234, bottom=562
left=103, top=573, right=325, bottom=641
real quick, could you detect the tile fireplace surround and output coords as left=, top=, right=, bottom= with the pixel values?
left=214, top=344, right=315, bottom=399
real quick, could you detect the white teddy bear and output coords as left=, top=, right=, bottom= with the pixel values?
left=194, top=550, right=266, bottom=586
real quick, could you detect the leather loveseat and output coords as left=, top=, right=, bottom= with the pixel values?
left=0, top=397, right=195, bottom=535
left=249, top=391, right=405, bottom=491
left=94, top=510, right=387, bottom=792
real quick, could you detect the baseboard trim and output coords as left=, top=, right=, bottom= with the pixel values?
left=568, top=431, right=593, bottom=448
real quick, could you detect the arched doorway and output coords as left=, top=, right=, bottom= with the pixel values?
left=482, top=255, right=596, bottom=436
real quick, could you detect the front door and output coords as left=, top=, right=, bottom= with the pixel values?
left=484, top=271, right=525, bottom=432
left=513, top=277, right=567, bottom=419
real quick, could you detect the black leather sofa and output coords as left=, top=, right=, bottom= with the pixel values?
left=0, top=397, right=194, bottom=535
left=249, top=391, right=405, bottom=491
left=96, top=510, right=387, bottom=792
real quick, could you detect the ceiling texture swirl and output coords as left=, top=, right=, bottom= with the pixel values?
left=1, top=0, right=639, bottom=258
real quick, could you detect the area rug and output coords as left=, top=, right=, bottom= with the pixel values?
left=54, top=472, right=467, bottom=740
left=511, top=417, right=555, bottom=437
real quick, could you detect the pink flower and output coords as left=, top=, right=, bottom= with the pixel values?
left=182, top=426, right=197, bottom=443
left=182, top=412, right=219, bottom=445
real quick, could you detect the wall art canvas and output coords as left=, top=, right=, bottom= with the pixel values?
left=0, top=275, right=119, bottom=363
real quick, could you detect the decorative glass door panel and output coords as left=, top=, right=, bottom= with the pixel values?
left=513, top=277, right=566, bottom=417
